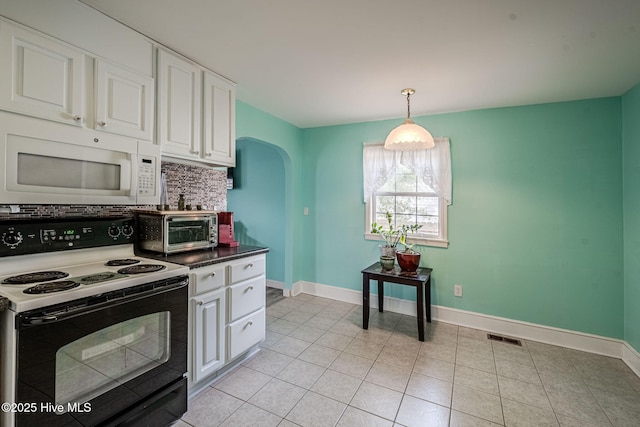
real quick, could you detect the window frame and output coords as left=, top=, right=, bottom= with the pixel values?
left=363, top=167, right=449, bottom=249
left=364, top=199, right=448, bottom=249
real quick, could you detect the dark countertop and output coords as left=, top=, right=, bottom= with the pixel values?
left=136, top=245, right=269, bottom=269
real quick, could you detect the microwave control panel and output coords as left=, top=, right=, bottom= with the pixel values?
left=137, top=157, right=156, bottom=196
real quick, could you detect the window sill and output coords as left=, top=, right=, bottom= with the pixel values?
left=364, top=233, right=449, bottom=249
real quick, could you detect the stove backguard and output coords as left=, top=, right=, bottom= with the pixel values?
left=0, top=217, right=136, bottom=258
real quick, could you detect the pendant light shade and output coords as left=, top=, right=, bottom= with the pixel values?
left=384, top=88, right=435, bottom=150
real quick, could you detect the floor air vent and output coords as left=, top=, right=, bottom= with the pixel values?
left=487, top=333, right=522, bottom=346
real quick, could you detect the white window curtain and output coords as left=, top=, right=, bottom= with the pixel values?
left=362, top=137, right=452, bottom=205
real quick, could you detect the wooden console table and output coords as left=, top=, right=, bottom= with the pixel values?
left=361, top=262, right=433, bottom=341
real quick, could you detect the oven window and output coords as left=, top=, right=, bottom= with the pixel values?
left=55, top=312, right=170, bottom=410
left=168, top=220, right=209, bottom=244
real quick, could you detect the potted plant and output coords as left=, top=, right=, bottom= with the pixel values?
left=370, top=211, right=401, bottom=270
left=396, top=223, right=423, bottom=276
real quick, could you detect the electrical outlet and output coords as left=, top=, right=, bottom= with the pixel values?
left=454, top=284, right=463, bottom=297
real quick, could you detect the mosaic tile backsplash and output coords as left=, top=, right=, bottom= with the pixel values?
left=0, top=161, right=228, bottom=220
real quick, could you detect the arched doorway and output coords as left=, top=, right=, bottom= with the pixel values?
left=227, top=137, right=292, bottom=292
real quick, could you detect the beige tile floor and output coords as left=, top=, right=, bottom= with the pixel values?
left=176, top=291, right=640, bottom=427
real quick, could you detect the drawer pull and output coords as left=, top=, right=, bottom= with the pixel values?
left=196, top=300, right=204, bottom=306
left=245, top=263, right=254, bottom=269
left=209, top=272, right=216, bottom=277
left=245, top=285, right=254, bottom=292
left=243, top=320, right=254, bottom=329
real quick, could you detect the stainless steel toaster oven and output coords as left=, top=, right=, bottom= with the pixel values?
left=136, top=210, right=218, bottom=254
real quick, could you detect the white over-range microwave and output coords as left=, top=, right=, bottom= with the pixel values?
left=0, top=112, right=160, bottom=205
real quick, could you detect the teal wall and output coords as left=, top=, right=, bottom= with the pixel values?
left=235, top=94, right=634, bottom=342
left=235, top=101, right=303, bottom=288
left=227, top=138, right=286, bottom=282
left=301, top=98, right=624, bottom=339
left=623, top=83, right=640, bottom=352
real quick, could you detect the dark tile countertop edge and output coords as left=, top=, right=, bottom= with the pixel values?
left=136, top=245, right=269, bottom=269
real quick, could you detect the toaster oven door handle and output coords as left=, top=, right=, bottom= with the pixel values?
left=168, top=216, right=209, bottom=222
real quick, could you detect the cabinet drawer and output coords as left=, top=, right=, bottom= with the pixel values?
left=227, top=276, right=265, bottom=322
left=227, top=308, right=265, bottom=360
left=191, top=264, right=226, bottom=296
left=227, top=255, right=265, bottom=284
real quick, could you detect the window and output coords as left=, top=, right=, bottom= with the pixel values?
left=363, top=139, right=451, bottom=248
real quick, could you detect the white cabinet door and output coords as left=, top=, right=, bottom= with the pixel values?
left=157, top=49, right=201, bottom=159
left=192, top=287, right=226, bottom=383
left=0, top=20, right=83, bottom=126
left=202, top=70, right=235, bottom=166
left=95, top=60, right=154, bottom=140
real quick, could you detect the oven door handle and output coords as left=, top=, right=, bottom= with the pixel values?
left=22, top=314, right=58, bottom=325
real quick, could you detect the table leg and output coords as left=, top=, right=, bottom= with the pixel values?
left=426, top=276, right=431, bottom=323
left=378, top=280, right=384, bottom=312
left=362, top=273, right=370, bottom=330
left=417, top=282, right=425, bottom=341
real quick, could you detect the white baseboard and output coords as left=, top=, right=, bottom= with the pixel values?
left=293, top=280, right=629, bottom=362
left=267, top=279, right=292, bottom=297
left=267, top=280, right=284, bottom=289
left=623, top=341, right=640, bottom=377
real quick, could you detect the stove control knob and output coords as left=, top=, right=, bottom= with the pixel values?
left=2, top=231, right=23, bottom=248
left=121, top=224, right=134, bottom=237
left=108, top=226, right=121, bottom=238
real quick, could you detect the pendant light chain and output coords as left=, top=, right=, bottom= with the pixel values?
left=406, top=91, right=411, bottom=119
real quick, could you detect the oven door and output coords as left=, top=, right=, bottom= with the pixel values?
left=15, top=276, right=188, bottom=427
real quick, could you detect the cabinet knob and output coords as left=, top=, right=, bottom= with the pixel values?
left=191, top=150, right=200, bottom=155
left=209, top=272, right=216, bottom=277
left=206, top=152, right=212, bottom=157
left=73, top=115, right=82, bottom=123
left=196, top=300, right=204, bottom=306
left=98, top=121, right=107, bottom=127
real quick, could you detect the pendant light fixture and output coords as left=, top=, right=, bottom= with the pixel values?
left=384, top=88, right=435, bottom=150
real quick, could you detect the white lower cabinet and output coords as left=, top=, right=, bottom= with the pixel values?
left=188, top=253, right=266, bottom=388
left=191, top=287, right=225, bottom=383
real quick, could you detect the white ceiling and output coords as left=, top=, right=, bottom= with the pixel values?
left=79, top=0, right=640, bottom=128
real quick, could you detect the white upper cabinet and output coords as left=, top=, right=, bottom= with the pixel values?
left=0, top=20, right=84, bottom=126
left=157, top=48, right=202, bottom=158
left=95, top=60, right=154, bottom=140
left=158, top=49, right=236, bottom=167
left=0, top=19, right=155, bottom=141
left=203, top=71, right=236, bottom=166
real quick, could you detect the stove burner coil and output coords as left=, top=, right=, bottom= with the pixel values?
left=23, top=280, right=80, bottom=294
left=117, top=264, right=166, bottom=274
left=2, top=271, right=69, bottom=285
left=105, top=259, right=141, bottom=266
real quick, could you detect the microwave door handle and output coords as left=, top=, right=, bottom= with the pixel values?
left=124, top=154, right=137, bottom=197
